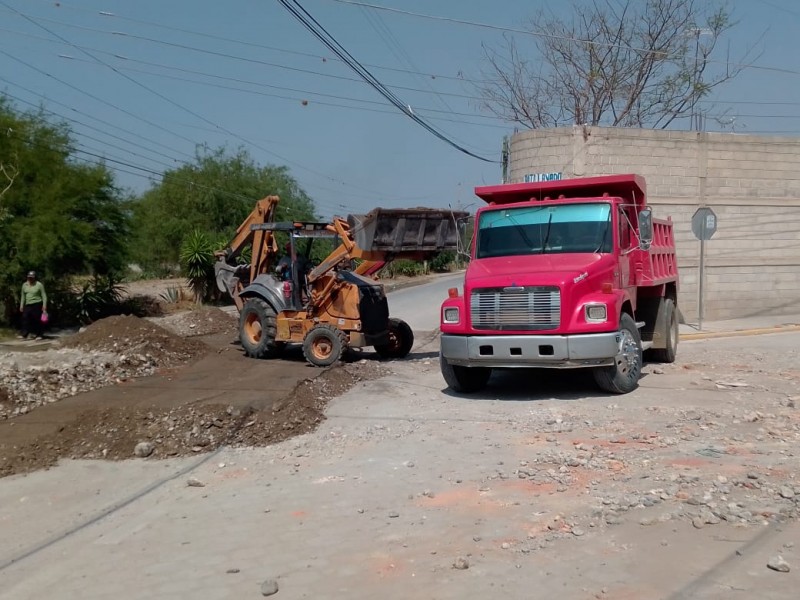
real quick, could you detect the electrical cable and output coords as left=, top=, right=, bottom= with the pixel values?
left=276, top=0, right=499, bottom=163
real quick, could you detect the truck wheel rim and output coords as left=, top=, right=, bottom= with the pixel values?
left=244, top=314, right=262, bottom=343
left=616, top=329, right=640, bottom=378
left=312, top=337, right=333, bottom=360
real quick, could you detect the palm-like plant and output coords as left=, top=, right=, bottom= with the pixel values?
left=180, top=230, right=215, bottom=303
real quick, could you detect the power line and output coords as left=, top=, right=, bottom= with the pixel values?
left=0, top=12, right=420, bottom=202
left=328, top=0, right=800, bottom=78
left=1, top=84, right=192, bottom=166
left=276, top=0, right=498, bottom=163
left=17, top=0, right=492, bottom=85
left=0, top=15, right=489, bottom=103
left=52, top=52, right=507, bottom=134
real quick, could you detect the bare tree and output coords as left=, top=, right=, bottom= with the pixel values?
left=479, top=0, right=758, bottom=130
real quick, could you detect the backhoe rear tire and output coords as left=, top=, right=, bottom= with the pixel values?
left=303, top=324, right=347, bottom=367
left=375, top=318, right=414, bottom=359
left=239, top=298, right=284, bottom=359
left=440, top=351, right=491, bottom=393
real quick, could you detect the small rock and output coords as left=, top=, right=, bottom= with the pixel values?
left=187, top=477, right=205, bottom=488
left=133, top=441, right=154, bottom=458
left=652, top=367, right=664, bottom=375
left=388, top=511, right=400, bottom=518
left=501, top=542, right=511, bottom=549
left=572, top=527, right=585, bottom=537
left=453, top=557, right=470, bottom=570
left=261, top=578, right=280, bottom=596
left=767, top=556, right=790, bottom=573
left=226, top=568, right=240, bottom=574
left=692, top=517, right=706, bottom=529
left=779, top=487, right=795, bottom=499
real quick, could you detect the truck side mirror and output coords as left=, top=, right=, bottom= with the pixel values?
left=638, top=209, right=653, bottom=250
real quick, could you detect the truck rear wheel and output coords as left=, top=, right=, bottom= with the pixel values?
left=440, top=352, right=491, bottom=393
left=647, top=298, right=678, bottom=363
left=240, top=298, right=285, bottom=359
left=375, top=318, right=414, bottom=359
left=303, top=324, right=347, bottom=367
left=593, top=313, right=642, bottom=394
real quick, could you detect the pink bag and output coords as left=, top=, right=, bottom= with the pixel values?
left=40, top=312, right=49, bottom=324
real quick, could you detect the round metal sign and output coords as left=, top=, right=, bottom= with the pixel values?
left=692, top=207, right=717, bottom=240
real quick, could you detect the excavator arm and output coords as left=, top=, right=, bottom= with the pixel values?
left=214, top=195, right=280, bottom=309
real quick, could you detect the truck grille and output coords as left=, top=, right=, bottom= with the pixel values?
left=470, top=286, right=560, bottom=331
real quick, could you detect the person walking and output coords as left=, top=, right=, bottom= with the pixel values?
left=18, top=270, right=47, bottom=340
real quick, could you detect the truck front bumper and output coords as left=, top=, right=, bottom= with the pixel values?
left=440, top=332, right=620, bottom=369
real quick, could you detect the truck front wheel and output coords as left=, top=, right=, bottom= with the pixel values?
left=440, top=352, right=491, bottom=393
left=593, top=313, right=643, bottom=394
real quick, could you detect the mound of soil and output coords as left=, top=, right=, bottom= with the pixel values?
left=0, top=360, right=388, bottom=478
left=61, top=315, right=206, bottom=367
left=155, top=306, right=238, bottom=338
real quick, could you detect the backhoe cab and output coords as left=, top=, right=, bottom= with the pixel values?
left=215, top=195, right=465, bottom=367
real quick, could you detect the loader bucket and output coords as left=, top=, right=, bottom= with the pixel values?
left=347, top=208, right=469, bottom=253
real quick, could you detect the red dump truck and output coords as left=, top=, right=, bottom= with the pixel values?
left=439, top=174, right=679, bottom=394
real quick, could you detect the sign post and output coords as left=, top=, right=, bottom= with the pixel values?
left=691, top=207, right=718, bottom=330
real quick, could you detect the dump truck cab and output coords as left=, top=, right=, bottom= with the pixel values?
left=440, top=174, right=679, bottom=394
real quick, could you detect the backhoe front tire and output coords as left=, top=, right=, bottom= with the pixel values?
left=239, top=298, right=284, bottom=359
left=593, top=313, right=643, bottom=394
left=303, top=325, right=347, bottom=367
left=440, top=351, right=491, bottom=393
left=375, top=318, right=414, bottom=359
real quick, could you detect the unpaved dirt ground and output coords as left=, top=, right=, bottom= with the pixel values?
left=1, top=333, right=797, bottom=600
left=0, top=310, right=388, bottom=478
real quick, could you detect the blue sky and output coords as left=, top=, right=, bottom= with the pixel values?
left=1, top=0, right=798, bottom=219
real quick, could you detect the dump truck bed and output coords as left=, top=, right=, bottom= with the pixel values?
left=347, top=208, right=467, bottom=253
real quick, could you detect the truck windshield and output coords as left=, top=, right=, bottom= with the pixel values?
left=476, top=203, right=612, bottom=259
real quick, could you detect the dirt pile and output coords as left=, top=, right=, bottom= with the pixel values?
left=0, top=359, right=387, bottom=478
left=61, top=314, right=206, bottom=365
left=154, top=306, right=238, bottom=338
left=1, top=316, right=208, bottom=420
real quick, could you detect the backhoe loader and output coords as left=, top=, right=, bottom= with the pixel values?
left=215, top=195, right=466, bottom=367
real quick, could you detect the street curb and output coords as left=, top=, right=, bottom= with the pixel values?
left=680, top=323, right=800, bottom=341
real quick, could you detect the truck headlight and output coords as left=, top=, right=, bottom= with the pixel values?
left=585, top=304, right=607, bottom=322
left=443, top=307, right=460, bottom=324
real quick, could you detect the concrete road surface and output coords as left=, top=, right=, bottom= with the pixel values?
left=1, top=278, right=799, bottom=600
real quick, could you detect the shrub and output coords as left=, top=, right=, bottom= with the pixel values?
left=180, top=230, right=216, bottom=303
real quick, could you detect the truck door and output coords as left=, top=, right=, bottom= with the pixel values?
left=617, top=206, right=635, bottom=290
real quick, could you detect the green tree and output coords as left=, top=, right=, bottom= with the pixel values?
left=129, top=148, right=317, bottom=271
left=0, top=96, right=129, bottom=324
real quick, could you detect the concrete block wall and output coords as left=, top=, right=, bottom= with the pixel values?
left=509, top=126, right=800, bottom=321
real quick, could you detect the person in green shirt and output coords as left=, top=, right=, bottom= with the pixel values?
left=18, top=270, right=47, bottom=340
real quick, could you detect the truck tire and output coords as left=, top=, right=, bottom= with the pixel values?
left=303, top=324, right=347, bottom=367
left=239, top=298, right=284, bottom=359
left=593, top=313, right=643, bottom=394
left=647, top=298, right=678, bottom=363
left=375, top=318, right=414, bottom=359
left=439, top=351, right=491, bottom=393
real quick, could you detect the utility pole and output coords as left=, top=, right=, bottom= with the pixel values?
left=689, top=28, right=713, bottom=131
left=501, top=136, right=509, bottom=183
